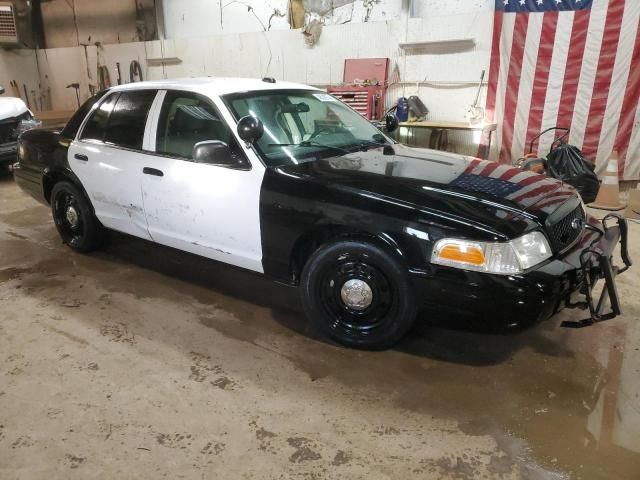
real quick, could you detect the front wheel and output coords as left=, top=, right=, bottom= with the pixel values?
left=300, top=240, right=417, bottom=350
left=51, top=181, right=104, bottom=253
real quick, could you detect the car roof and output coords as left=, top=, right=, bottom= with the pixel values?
left=109, top=77, right=321, bottom=96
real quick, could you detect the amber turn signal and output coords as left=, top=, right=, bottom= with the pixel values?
left=437, top=243, right=486, bottom=266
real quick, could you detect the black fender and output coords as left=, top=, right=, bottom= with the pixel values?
left=42, top=166, right=95, bottom=214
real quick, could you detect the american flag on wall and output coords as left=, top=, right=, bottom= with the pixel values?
left=485, top=0, right=640, bottom=180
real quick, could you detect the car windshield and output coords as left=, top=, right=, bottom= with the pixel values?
left=225, top=89, right=390, bottom=167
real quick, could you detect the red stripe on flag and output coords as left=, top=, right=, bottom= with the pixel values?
left=615, top=18, right=640, bottom=178
left=581, top=0, right=626, bottom=163
left=499, top=13, right=530, bottom=164
left=498, top=167, right=523, bottom=182
left=534, top=193, right=574, bottom=210
left=479, top=162, right=501, bottom=176
left=485, top=11, right=504, bottom=124
left=524, top=11, right=558, bottom=156
left=511, top=182, right=559, bottom=203
left=555, top=10, right=591, bottom=131
left=464, top=158, right=482, bottom=174
left=514, top=173, right=547, bottom=188
left=478, top=11, right=504, bottom=160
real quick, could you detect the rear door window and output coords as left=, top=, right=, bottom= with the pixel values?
left=104, top=90, right=157, bottom=150
left=80, top=93, right=118, bottom=142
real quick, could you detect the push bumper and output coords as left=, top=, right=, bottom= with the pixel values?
left=560, top=213, right=631, bottom=327
left=410, top=214, right=631, bottom=329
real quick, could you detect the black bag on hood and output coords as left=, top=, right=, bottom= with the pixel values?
left=546, top=143, right=600, bottom=204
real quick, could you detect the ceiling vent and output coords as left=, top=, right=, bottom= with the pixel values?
left=0, top=2, right=18, bottom=45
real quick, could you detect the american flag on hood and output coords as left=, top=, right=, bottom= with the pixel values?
left=484, top=0, right=640, bottom=180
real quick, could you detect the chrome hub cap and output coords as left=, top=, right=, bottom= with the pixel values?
left=65, top=206, right=79, bottom=229
left=340, top=279, right=373, bottom=311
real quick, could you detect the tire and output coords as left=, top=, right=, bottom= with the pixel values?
left=300, top=239, right=417, bottom=350
left=51, top=181, right=104, bottom=253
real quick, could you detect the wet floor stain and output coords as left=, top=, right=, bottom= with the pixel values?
left=287, top=437, right=322, bottom=463
left=1, top=179, right=639, bottom=479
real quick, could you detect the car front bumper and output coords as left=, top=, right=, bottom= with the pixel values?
left=0, top=141, right=17, bottom=167
left=411, top=214, right=631, bottom=330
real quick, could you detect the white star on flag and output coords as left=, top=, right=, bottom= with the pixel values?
left=537, top=0, right=543, bottom=4
left=503, top=0, right=509, bottom=5
left=520, top=0, right=525, bottom=5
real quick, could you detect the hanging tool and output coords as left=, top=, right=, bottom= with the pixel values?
left=66, top=83, right=81, bottom=108
left=115, top=62, right=122, bottom=85
left=468, top=70, right=485, bottom=124
left=97, top=66, right=111, bottom=90
left=129, top=60, right=143, bottom=82
left=10, top=80, right=20, bottom=98
left=23, top=84, right=30, bottom=109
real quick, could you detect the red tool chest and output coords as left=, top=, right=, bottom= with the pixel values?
left=327, top=58, right=389, bottom=120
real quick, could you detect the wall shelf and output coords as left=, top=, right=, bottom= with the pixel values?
left=398, top=38, right=476, bottom=52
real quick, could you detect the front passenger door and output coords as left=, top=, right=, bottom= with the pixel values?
left=140, top=90, right=264, bottom=273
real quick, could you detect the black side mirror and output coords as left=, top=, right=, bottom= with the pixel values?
left=0, top=86, right=5, bottom=95
left=385, top=113, right=399, bottom=133
left=193, top=140, right=235, bottom=166
left=237, top=116, right=264, bottom=144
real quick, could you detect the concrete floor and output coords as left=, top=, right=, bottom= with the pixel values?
left=0, top=174, right=639, bottom=480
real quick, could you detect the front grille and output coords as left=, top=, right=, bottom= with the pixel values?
left=547, top=204, right=585, bottom=252
left=0, top=6, right=16, bottom=38
left=0, top=120, right=18, bottom=144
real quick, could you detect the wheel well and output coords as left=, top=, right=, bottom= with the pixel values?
left=289, top=225, right=404, bottom=285
left=42, top=171, right=63, bottom=204
left=43, top=171, right=90, bottom=209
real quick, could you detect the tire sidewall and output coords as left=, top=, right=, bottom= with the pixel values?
left=51, top=181, right=101, bottom=252
left=301, top=239, right=416, bottom=350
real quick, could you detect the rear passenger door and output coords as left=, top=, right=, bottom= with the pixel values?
left=68, top=89, right=157, bottom=240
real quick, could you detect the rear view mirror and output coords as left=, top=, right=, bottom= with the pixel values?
left=0, top=86, right=5, bottom=95
left=385, top=114, right=399, bottom=133
left=280, top=102, right=310, bottom=114
left=193, top=141, right=234, bottom=165
left=237, top=116, right=264, bottom=144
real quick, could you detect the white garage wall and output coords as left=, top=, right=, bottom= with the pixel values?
left=0, top=49, right=39, bottom=106
left=161, top=0, right=404, bottom=37
left=13, top=0, right=494, bottom=136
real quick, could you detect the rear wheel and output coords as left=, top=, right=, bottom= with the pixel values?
left=51, top=181, right=104, bottom=253
left=300, top=239, right=417, bottom=350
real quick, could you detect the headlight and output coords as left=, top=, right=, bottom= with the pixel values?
left=431, top=231, right=552, bottom=274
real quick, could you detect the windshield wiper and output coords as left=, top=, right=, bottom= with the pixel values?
left=268, top=140, right=354, bottom=156
left=355, top=140, right=389, bottom=151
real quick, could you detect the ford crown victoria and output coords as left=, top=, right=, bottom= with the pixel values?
left=13, top=78, right=631, bottom=349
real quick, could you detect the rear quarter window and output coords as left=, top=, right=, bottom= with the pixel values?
left=61, top=91, right=107, bottom=139
left=80, top=93, right=118, bottom=142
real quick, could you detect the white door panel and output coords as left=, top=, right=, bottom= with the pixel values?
left=141, top=157, right=264, bottom=272
left=68, top=141, right=151, bottom=240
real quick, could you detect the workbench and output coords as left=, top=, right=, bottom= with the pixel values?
left=395, top=121, right=497, bottom=159
left=36, top=110, right=75, bottom=128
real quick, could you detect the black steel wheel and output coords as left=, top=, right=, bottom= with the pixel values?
left=301, top=239, right=416, bottom=349
left=51, top=181, right=104, bottom=253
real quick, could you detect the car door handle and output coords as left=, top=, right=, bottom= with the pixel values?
left=74, top=154, right=88, bottom=161
left=143, top=167, right=164, bottom=177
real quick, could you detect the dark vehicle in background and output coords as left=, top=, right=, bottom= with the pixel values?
left=0, top=85, right=41, bottom=174
left=12, top=78, right=632, bottom=349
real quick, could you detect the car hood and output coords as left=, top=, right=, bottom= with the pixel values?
left=0, top=97, right=29, bottom=121
left=271, top=144, right=577, bottom=231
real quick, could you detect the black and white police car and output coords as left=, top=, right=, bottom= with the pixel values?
left=13, top=77, right=631, bottom=349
